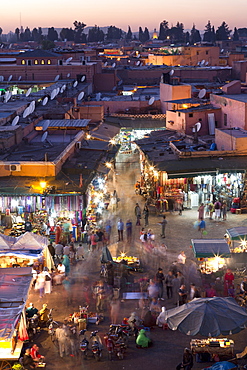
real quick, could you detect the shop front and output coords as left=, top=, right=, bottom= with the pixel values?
left=225, top=227, right=247, bottom=266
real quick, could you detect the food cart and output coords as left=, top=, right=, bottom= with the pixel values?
left=190, top=338, right=234, bottom=361
left=191, top=239, right=231, bottom=274
left=0, top=232, right=54, bottom=270
left=0, top=267, right=32, bottom=370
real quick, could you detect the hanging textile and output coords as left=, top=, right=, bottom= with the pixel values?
left=18, top=311, right=29, bottom=341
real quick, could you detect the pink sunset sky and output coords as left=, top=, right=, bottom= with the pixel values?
left=1, top=0, right=246, bottom=33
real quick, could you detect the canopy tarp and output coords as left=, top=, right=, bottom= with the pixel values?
left=192, top=239, right=231, bottom=258
left=165, top=297, right=247, bottom=337
left=226, top=227, right=247, bottom=241
left=13, top=232, right=47, bottom=250
left=0, top=267, right=32, bottom=341
left=204, top=361, right=237, bottom=370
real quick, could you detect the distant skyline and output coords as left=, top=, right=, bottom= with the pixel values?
left=1, top=0, right=247, bottom=34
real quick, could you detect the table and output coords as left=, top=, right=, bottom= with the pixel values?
left=190, top=339, right=234, bottom=361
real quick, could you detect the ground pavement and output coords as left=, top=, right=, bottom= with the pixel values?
left=27, top=151, right=247, bottom=369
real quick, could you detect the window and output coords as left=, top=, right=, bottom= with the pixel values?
left=21, top=60, right=25, bottom=65
left=34, top=60, right=38, bottom=65
left=189, top=113, right=193, bottom=117
left=206, top=51, right=209, bottom=55
left=197, top=51, right=199, bottom=55
left=178, top=112, right=181, bottom=117
left=28, top=60, right=31, bottom=66
left=47, top=60, right=51, bottom=65
left=224, top=113, right=227, bottom=126
left=41, top=60, right=45, bottom=65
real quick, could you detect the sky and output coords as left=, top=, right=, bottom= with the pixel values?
left=1, top=0, right=247, bottom=34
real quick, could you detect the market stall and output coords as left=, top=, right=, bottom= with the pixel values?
left=0, top=232, right=54, bottom=270
left=191, top=239, right=231, bottom=274
left=190, top=338, right=234, bottom=361
left=0, top=267, right=32, bottom=370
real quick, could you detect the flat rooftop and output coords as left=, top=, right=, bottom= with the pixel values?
left=217, top=128, right=247, bottom=138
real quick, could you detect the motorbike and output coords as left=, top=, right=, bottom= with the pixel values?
left=27, top=314, right=39, bottom=341
left=90, top=330, right=103, bottom=361
left=79, top=329, right=89, bottom=359
left=104, top=332, right=126, bottom=360
left=47, top=309, right=59, bottom=345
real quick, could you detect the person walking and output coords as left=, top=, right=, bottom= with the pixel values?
left=143, top=205, right=149, bottom=227
left=198, top=217, right=206, bottom=237
left=155, top=268, right=165, bottom=300
left=134, top=203, right=142, bottom=226
left=55, top=324, right=71, bottom=358
left=197, top=203, right=205, bottom=220
left=159, top=215, right=167, bottom=238
left=214, top=199, right=221, bottom=220
left=126, top=219, right=132, bottom=243
left=117, top=219, right=124, bottom=241
left=165, top=271, right=174, bottom=299
left=222, top=200, right=227, bottom=220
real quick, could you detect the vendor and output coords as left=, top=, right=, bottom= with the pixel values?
left=39, top=303, right=49, bottom=325
left=22, top=348, right=36, bottom=370
left=26, top=303, right=39, bottom=318
left=30, top=344, right=45, bottom=363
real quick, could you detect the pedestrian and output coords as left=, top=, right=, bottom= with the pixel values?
left=62, top=254, right=70, bottom=276
left=149, top=297, right=161, bottom=316
left=90, top=230, right=98, bottom=252
left=117, top=219, right=124, bottom=241
left=63, top=244, right=70, bottom=256
left=214, top=199, right=221, bottom=220
left=173, top=273, right=180, bottom=306
left=176, top=348, right=193, bottom=370
left=48, top=243, right=55, bottom=260
left=155, top=267, right=165, bottom=300
left=55, top=243, right=64, bottom=261
left=43, top=267, right=52, bottom=294
left=55, top=223, right=62, bottom=244
left=165, top=271, right=174, bottom=299
left=189, top=283, right=201, bottom=300
left=134, top=203, right=142, bottom=226
left=35, top=272, right=46, bottom=298
left=76, top=243, right=84, bottom=260
left=159, top=215, right=167, bottom=238
left=62, top=276, right=72, bottom=305
left=94, top=280, right=106, bottom=312
left=96, top=228, right=105, bottom=249
left=105, top=221, right=112, bottom=243
left=178, top=284, right=188, bottom=305
left=177, top=251, right=186, bottom=264
left=208, top=201, right=214, bottom=220
left=224, top=268, right=234, bottom=296
left=110, top=298, right=120, bottom=324
left=55, top=324, right=71, bottom=358
left=197, top=203, right=205, bottom=220
left=126, top=219, right=132, bottom=243
left=198, top=217, right=206, bottom=237
left=147, top=279, right=159, bottom=300
left=222, top=200, right=227, bottom=220
left=39, top=303, right=49, bottom=325
left=143, top=205, right=149, bottom=226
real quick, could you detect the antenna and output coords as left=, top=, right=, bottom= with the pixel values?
left=136, top=61, right=140, bottom=66
left=8, top=75, right=13, bottom=82
left=78, top=91, right=84, bottom=101
left=42, top=120, right=50, bottom=131
left=12, top=116, right=20, bottom=126
left=18, top=76, right=22, bottom=81
left=148, top=97, right=155, bottom=105
left=23, top=107, right=30, bottom=118
left=192, top=122, right=202, bottom=132
left=41, top=131, right=48, bottom=142
left=73, top=81, right=78, bottom=88
left=54, top=74, right=60, bottom=82
left=81, top=75, right=85, bottom=82
left=198, top=89, right=206, bottom=99
left=50, top=89, right=57, bottom=100
left=66, top=57, right=73, bottom=64
left=26, top=87, right=32, bottom=97
left=112, top=63, right=116, bottom=68
left=42, top=97, right=49, bottom=106
left=169, top=69, right=174, bottom=76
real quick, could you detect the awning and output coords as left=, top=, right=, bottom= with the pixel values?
left=226, top=227, right=247, bottom=240
left=192, top=239, right=231, bottom=258
left=168, top=171, right=217, bottom=179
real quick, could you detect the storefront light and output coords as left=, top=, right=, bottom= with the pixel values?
left=240, top=239, right=247, bottom=249
left=99, top=202, right=105, bottom=208
left=149, top=166, right=154, bottom=171
left=105, top=162, right=112, bottom=168
left=109, top=139, right=116, bottom=145
left=40, top=181, right=47, bottom=190
left=97, top=208, right=103, bottom=213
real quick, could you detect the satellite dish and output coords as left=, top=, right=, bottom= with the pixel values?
left=201, top=59, right=205, bottom=66
left=112, top=86, right=117, bottom=91
left=54, top=74, right=60, bottom=82
left=112, top=63, right=116, bottom=68
left=26, top=87, right=32, bottom=97
left=18, top=76, right=22, bottom=81
left=12, top=116, right=20, bottom=126
left=50, top=89, right=57, bottom=100
left=67, top=73, right=71, bottom=78
left=23, top=107, right=30, bottom=118
left=78, top=91, right=84, bottom=101
left=136, top=61, right=140, bottom=66
left=30, top=100, right=35, bottom=108
left=96, top=92, right=101, bottom=101
left=81, top=75, right=85, bottom=82
left=73, top=81, right=78, bottom=88
left=29, top=101, right=35, bottom=113
left=42, top=97, right=49, bottom=106
left=205, top=61, right=209, bottom=66
left=62, top=84, right=67, bottom=91
left=56, top=87, right=60, bottom=95
left=221, top=49, right=224, bottom=53
left=66, top=57, right=73, bottom=64
left=41, top=131, right=48, bottom=142
left=104, top=62, right=108, bottom=67
left=8, top=75, right=13, bottom=82
left=148, top=97, right=155, bottom=105
left=137, top=54, right=141, bottom=58
left=192, top=122, right=202, bottom=132
left=0, top=76, right=4, bottom=82
left=42, top=120, right=50, bottom=131
left=169, top=69, right=174, bottom=76
left=198, top=89, right=206, bottom=99
left=117, top=80, right=123, bottom=86
left=4, top=91, right=11, bottom=103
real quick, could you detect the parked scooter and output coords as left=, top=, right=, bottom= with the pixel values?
left=27, top=314, right=39, bottom=341
left=79, top=329, right=89, bottom=359
left=90, top=330, right=103, bottom=361
left=104, top=332, right=126, bottom=360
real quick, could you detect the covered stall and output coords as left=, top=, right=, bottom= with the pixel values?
left=192, top=239, right=231, bottom=274
left=0, top=267, right=32, bottom=370
left=0, top=232, right=54, bottom=270
left=225, top=227, right=247, bottom=266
